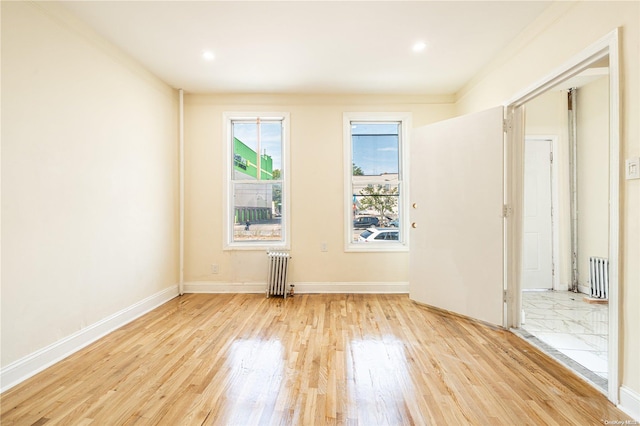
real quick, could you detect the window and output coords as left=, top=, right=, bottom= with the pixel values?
left=344, top=113, right=410, bottom=251
left=224, top=113, right=290, bottom=249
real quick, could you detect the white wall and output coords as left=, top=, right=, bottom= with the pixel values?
left=1, top=1, right=179, bottom=371
left=456, top=0, right=639, bottom=411
left=183, top=94, right=455, bottom=293
left=577, top=76, right=610, bottom=293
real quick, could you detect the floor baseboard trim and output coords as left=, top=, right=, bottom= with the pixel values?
left=619, top=385, right=640, bottom=421
left=183, top=282, right=265, bottom=293
left=0, top=285, right=179, bottom=393
left=295, top=282, right=409, bottom=293
left=183, top=281, right=409, bottom=294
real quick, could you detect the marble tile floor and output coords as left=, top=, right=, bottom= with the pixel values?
left=516, top=290, right=608, bottom=392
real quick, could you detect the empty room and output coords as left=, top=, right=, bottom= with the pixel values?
left=1, top=1, right=639, bottom=424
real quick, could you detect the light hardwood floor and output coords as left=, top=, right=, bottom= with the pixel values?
left=1, top=294, right=632, bottom=425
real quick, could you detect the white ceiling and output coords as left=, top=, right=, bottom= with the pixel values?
left=61, top=1, right=552, bottom=95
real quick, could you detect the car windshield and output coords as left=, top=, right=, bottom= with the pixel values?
left=360, top=230, right=373, bottom=239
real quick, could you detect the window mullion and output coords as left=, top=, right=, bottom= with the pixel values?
left=256, top=118, right=261, bottom=181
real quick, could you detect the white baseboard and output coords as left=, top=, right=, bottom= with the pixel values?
left=0, top=285, right=179, bottom=393
left=183, top=281, right=265, bottom=293
left=555, top=281, right=569, bottom=291
left=294, top=282, right=409, bottom=293
left=619, top=385, right=640, bottom=421
left=183, top=281, right=409, bottom=294
left=578, top=284, right=591, bottom=295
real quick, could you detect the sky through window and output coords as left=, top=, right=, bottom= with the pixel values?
left=351, top=123, right=399, bottom=176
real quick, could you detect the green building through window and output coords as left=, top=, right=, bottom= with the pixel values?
left=233, top=137, right=274, bottom=180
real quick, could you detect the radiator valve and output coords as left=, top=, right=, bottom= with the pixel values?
left=289, top=284, right=295, bottom=297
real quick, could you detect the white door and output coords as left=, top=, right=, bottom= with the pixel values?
left=522, top=139, right=553, bottom=289
left=409, top=107, right=505, bottom=327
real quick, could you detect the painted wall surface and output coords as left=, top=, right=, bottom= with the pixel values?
left=1, top=2, right=179, bottom=367
left=524, top=90, right=571, bottom=290
left=457, top=0, right=639, bottom=400
left=183, top=94, right=455, bottom=291
left=577, top=76, right=610, bottom=292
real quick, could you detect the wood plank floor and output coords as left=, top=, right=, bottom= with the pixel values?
left=0, top=294, right=632, bottom=425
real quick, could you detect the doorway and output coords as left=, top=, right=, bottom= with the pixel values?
left=506, top=29, right=620, bottom=402
left=519, top=63, right=611, bottom=392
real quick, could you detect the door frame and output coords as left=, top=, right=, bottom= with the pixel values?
left=524, top=135, right=560, bottom=291
left=504, top=29, right=620, bottom=403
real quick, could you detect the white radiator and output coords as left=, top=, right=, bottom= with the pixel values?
left=267, top=251, right=290, bottom=298
left=589, top=257, right=609, bottom=300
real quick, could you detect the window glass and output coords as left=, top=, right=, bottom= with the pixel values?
left=226, top=116, right=287, bottom=247
left=348, top=119, right=404, bottom=249
left=352, top=123, right=399, bottom=176
left=351, top=122, right=400, bottom=243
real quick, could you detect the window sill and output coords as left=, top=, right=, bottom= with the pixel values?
left=224, top=241, right=290, bottom=251
left=344, top=243, right=409, bottom=253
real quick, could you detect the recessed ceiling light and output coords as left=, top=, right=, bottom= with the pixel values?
left=412, top=41, right=427, bottom=52
left=202, top=50, right=215, bottom=61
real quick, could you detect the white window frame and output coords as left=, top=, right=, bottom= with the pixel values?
left=343, top=112, right=410, bottom=252
left=223, top=112, right=290, bottom=250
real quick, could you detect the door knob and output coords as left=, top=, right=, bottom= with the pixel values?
left=411, top=222, right=418, bottom=228
left=412, top=203, right=418, bottom=209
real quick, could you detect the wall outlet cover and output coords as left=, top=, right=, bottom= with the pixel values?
left=626, top=157, right=640, bottom=180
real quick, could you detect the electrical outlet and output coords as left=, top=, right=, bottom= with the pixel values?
left=321, top=242, right=328, bottom=252
left=626, top=157, right=640, bottom=180
left=211, top=264, right=219, bottom=274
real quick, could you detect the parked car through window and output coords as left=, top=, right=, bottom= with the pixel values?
left=353, top=216, right=379, bottom=229
left=358, top=228, right=399, bottom=242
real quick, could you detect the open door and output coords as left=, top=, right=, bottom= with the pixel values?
left=409, top=106, right=505, bottom=327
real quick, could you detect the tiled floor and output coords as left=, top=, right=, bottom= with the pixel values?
left=518, top=290, right=608, bottom=391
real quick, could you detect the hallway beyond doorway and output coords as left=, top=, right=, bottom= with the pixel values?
left=518, top=290, right=608, bottom=392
